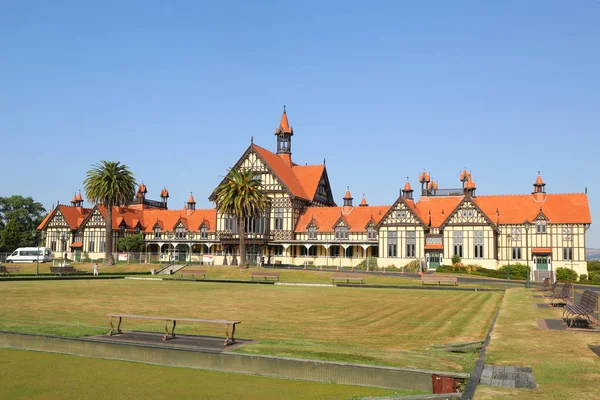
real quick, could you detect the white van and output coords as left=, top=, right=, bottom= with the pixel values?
left=6, top=247, right=53, bottom=263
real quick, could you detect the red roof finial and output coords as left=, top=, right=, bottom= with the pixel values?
left=188, top=192, right=196, bottom=204
left=344, top=186, right=352, bottom=199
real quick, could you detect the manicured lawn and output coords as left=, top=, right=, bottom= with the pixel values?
left=475, top=288, right=600, bottom=399
left=3, top=262, right=158, bottom=274
left=0, top=279, right=501, bottom=372
left=0, top=348, right=409, bottom=400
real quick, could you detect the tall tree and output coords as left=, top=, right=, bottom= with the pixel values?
left=0, top=218, right=21, bottom=252
left=214, top=169, right=267, bottom=268
left=83, top=161, right=136, bottom=266
left=0, top=196, right=46, bottom=251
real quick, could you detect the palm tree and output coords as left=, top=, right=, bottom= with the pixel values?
left=214, top=169, right=268, bottom=268
left=84, top=161, right=136, bottom=266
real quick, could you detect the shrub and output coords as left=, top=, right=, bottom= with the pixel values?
left=592, top=274, right=600, bottom=283
left=587, top=260, right=600, bottom=272
left=464, top=264, right=480, bottom=273
left=589, top=271, right=600, bottom=282
left=404, top=260, right=421, bottom=272
left=356, top=256, right=378, bottom=271
left=580, top=274, right=588, bottom=281
left=498, top=263, right=530, bottom=280
left=451, top=255, right=462, bottom=265
left=556, top=267, right=578, bottom=282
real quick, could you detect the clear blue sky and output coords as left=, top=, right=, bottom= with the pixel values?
left=1, top=1, right=598, bottom=247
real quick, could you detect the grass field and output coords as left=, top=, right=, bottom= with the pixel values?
left=475, top=288, right=600, bottom=400
left=0, top=279, right=501, bottom=372
left=0, top=348, right=411, bottom=400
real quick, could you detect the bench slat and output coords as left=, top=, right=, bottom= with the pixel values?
left=107, top=314, right=240, bottom=325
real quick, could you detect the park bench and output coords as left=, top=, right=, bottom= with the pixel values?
left=180, top=269, right=207, bottom=280
left=542, top=280, right=559, bottom=296
left=549, top=283, right=573, bottom=306
left=50, top=266, right=77, bottom=276
left=0, top=265, right=20, bottom=276
left=421, top=274, right=458, bottom=286
left=250, top=271, right=280, bottom=281
left=331, top=273, right=364, bottom=284
left=563, top=290, right=599, bottom=329
left=536, top=277, right=551, bottom=291
left=107, top=313, right=241, bottom=345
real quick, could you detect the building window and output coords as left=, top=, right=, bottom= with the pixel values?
left=88, top=236, right=95, bottom=252
left=245, top=216, right=266, bottom=234
left=50, top=232, right=57, bottom=251
left=367, top=226, right=376, bottom=240
left=396, top=210, right=406, bottom=219
left=154, top=226, right=161, bottom=239
left=536, top=220, right=547, bottom=234
left=274, top=208, right=284, bottom=230
left=135, top=225, right=141, bottom=234
left=272, top=245, right=283, bottom=256
left=99, top=238, right=105, bottom=253
left=92, top=214, right=103, bottom=223
left=462, top=209, right=474, bottom=218
left=175, top=226, right=186, bottom=239
left=54, top=214, right=65, bottom=223
left=474, top=231, right=484, bottom=259
left=406, top=231, right=416, bottom=258
left=562, top=227, right=572, bottom=241
left=119, top=225, right=126, bottom=237
left=309, top=246, right=317, bottom=256
left=308, top=226, right=317, bottom=240
left=330, top=246, right=340, bottom=257
left=453, top=231, right=463, bottom=258
left=335, top=226, right=349, bottom=240
left=387, top=231, right=397, bottom=257
left=200, top=226, right=208, bottom=239
left=563, top=247, right=573, bottom=261
left=511, top=247, right=522, bottom=260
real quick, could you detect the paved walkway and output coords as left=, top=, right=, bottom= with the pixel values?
left=479, top=365, right=536, bottom=389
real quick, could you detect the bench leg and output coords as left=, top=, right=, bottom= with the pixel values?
left=224, top=323, right=236, bottom=345
left=109, top=316, right=122, bottom=336
left=163, top=320, right=170, bottom=341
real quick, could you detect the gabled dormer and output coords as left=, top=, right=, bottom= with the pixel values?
left=332, top=215, right=349, bottom=240
left=365, top=219, right=377, bottom=241
left=173, top=218, right=188, bottom=239
left=439, top=198, right=498, bottom=232
left=306, top=218, right=319, bottom=240
left=199, top=220, right=210, bottom=239
left=534, top=207, right=548, bottom=234
left=153, top=220, right=163, bottom=239
left=377, top=196, right=425, bottom=228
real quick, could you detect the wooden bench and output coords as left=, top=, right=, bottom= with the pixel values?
left=180, top=269, right=207, bottom=280
left=563, top=290, right=599, bottom=329
left=536, top=277, right=551, bottom=291
left=50, top=266, right=77, bottom=276
left=549, top=283, right=573, bottom=306
left=331, top=273, right=364, bottom=284
left=0, top=265, right=20, bottom=276
left=542, top=280, right=559, bottom=296
left=421, top=275, right=458, bottom=286
left=107, top=313, right=241, bottom=345
left=250, top=271, right=280, bottom=281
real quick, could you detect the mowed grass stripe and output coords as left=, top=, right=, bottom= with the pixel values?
left=0, top=280, right=501, bottom=371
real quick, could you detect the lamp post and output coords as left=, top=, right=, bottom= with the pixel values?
left=524, top=220, right=531, bottom=289
left=32, top=231, right=39, bottom=276
left=60, top=231, right=67, bottom=266
left=506, top=234, right=512, bottom=281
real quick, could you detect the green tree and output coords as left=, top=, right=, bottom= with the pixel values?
left=83, top=161, right=136, bottom=266
left=214, top=169, right=267, bottom=268
left=117, top=234, right=144, bottom=252
left=0, top=218, right=22, bottom=252
left=0, top=196, right=46, bottom=251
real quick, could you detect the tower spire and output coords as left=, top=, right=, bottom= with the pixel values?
left=275, top=106, right=293, bottom=159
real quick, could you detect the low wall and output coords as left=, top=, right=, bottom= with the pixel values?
left=0, top=331, right=468, bottom=392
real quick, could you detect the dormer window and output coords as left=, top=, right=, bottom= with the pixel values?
left=536, top=220, right=547, bottom=234
left=154, top=226, right=161, bottom=239
left=308, top=226, right=317, bottom=240
left=462, top=209, right=474, bottom=218
left=135, top=225, right=141, bottom=234
left=334, top=226, right=348, bottom=240
left=200, top=226, right=208, bottom=239
left=396, top=210, right=406, bottom=219
left=175, top=225, right=186, bottom=239
left=119, top=225, right=126, bottom=237
left=367, top=226, right=376, bottom=240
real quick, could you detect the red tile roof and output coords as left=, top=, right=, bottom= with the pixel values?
left=465, top=179, right=476, bottom=189
left=296, top=205, right=389, bottom=232
left=419, top=171, right=430, bottom=183
left=403, top=181, right=412, bottom=191
left=70, top=242, right=83, bottom=248
left=77, top=192, right=83, bottom=201
left=424, top=243, right=443, bottom=250
left=292, top=164, right=325, bottom=200
left=535, top=174, right=545, bottom=186
left=188, top=194, right=195, bottom=203
left=460, top=169, right=471, bottom=182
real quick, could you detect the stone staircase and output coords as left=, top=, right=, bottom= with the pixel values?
left=156, top=263, right=187, bottom=275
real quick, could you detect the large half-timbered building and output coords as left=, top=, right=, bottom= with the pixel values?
left=38, top=108, right=592, bottom=278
